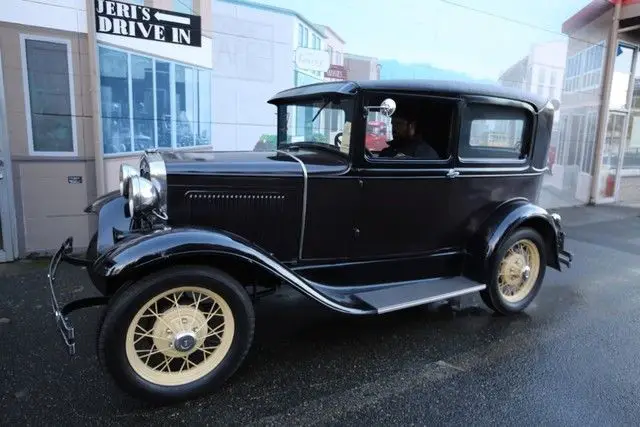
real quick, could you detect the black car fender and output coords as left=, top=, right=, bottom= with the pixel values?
left=89, top=227, right=367, bottom=314
left=464, top=198, right=563, bottom=281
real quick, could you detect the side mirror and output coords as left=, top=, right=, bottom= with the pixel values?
left=364, top=98, right=397, bottom=117
left=380, top=98, right=396, bottom=117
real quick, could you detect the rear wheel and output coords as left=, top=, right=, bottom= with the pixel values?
left=480, top=227, right=546, bottom=315
left=98, top=265, right=254, bottom=404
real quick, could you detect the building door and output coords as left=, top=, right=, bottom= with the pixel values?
left=0, top=50, right=17, bottom=262
left=597, top=112, right=628, bottom=203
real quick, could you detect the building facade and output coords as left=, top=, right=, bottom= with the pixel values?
left=553, top=0, right=640, bottom=207
left=0, top=0, right=213, bottom=261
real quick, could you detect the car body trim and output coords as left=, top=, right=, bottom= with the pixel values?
left=277, top=149, right=308, bottom=260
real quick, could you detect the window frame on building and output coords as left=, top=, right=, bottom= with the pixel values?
left=563, top=41, right=606, bottom=93
left=20, top=34, right=78, bottom=157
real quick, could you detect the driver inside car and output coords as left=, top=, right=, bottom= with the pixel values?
left=379, top=115, right=440, bottom=159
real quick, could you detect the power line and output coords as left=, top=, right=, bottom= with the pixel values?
left=437, top=0, right=609, bottom=48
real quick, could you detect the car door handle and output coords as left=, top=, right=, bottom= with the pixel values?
left=446, top=169, right=459, bottom=178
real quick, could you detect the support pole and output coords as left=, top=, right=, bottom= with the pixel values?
left=86, top=0, right=105, bottom=196
left=589, top=0, right=622, bottom=205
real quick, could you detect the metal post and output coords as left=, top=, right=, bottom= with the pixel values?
left=589, top=0, right=622, bottom=205
left=86, top=0, right=106, bottom=196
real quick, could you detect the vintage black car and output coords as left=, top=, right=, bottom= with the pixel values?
left=48, top=79, right=572, bottom=404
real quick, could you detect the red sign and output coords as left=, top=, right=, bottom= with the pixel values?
left=324, top=64, right=347, bottom=80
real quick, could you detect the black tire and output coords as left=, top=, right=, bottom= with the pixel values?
left=97, top=265, right=255, bottom=404
left=479, top=227, right=547, bottom=315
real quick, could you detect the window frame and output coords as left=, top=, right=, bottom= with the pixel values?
left=97, top=43, right=212, bottom=157
left=20, top=34, right=78, bottom=157
left=357, top=90, right=459, bottom=170
left=456, top=96, right=536, bottom=170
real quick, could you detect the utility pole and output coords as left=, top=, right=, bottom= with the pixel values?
left=589, top=0, right=622, bottom=204
left=86, top=0, right=106, bottom=196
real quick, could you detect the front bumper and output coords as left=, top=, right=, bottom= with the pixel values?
left=48, top=237, right=108, bottom=355
left=551, top=214, right=573, bottom=268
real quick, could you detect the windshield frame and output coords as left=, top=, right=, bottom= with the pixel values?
left=275, top=94, right=356, bottom=155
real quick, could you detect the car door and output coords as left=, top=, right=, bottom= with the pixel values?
left=446, top=97, right=540, bottom=249
left=350, top=93, right=462, bottom=280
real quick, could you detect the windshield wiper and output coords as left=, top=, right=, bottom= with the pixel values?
left=311, top=99, right=331, bottom=123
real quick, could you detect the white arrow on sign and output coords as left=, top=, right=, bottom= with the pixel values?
left=154, top=11, right=190, bottom=25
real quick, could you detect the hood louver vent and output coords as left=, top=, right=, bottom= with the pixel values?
left=185, top=190, right=287, bottom=243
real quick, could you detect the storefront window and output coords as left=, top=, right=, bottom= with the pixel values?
left=99, top=46, right=212, bottom=155
left=131, top=55, right=154, bottom=152
left=155, top=61, right=171, bottom=148
left=99, top=47, right=130, bottom=154
left=610, top=44, right=634, bottom=110
left=623, top=114, right=640, bottom=171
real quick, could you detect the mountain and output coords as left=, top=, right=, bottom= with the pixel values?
left=378, top=59, right=495, bottom=84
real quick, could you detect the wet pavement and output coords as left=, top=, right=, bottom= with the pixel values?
left=1, top=205, right=640, bottom=426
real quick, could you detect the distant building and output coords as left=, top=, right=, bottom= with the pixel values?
left=316, top=24, right=347, bottom=81
left=344, top=53, right=381, bottom=81
left=212, top=0, right=328, bottom=151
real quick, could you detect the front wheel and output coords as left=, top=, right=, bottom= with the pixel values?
left=98, top=265, right=255, bottom=404
left=480, top=227, right=547, bottom=315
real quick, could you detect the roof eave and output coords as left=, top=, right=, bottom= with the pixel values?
left=561, top=0, right=614, bottom=34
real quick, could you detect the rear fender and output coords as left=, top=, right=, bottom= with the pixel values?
left=465, top=199, right=562, bottom=282
left=90, top=227, right=371, bottom=315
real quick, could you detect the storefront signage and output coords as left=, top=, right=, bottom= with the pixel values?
left=324, top=64, right=347, bottom=80
left=95, top=0, right=201, bottom=47
left=295, top=48, right=330, bottom=73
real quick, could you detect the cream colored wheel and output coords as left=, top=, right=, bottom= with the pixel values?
left=497, top=239, right=540, bottom=303
left=124, top=286, right=235, bottom=387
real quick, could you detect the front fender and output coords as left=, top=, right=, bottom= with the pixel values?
left=90, top=227, right=373, bottom=315
left=465, top=199, right=565, bottom=281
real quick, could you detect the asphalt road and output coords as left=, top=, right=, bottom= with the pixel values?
left=2, top=205, right=640, bottom=426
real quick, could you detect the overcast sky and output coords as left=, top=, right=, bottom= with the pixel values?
left=253, top=0, right=595, bottom=80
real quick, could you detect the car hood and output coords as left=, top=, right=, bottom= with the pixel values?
left=161, top=148, right=350, bottom=176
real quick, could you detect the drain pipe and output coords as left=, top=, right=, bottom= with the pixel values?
left=589, top=0, right=622, bottom=205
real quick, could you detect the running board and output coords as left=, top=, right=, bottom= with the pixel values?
left=352, top=277, right=486, bottom=314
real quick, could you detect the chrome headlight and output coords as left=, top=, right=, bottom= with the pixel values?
left=127, top=175, right=159, bottom=214
left=140, top=151, right=167, bottom=215
left=119, top=164, right=139, bottom=197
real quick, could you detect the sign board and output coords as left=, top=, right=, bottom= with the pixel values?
left=95, top=0, right=201, bottom=47
left=67, top=176, right=83, bottom=184
left=295, top=48, right=330, bottom=73
left=324, top=64, right=347, bottom=80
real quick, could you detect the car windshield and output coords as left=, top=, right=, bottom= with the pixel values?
left=278, top=96, right=354, bottom=153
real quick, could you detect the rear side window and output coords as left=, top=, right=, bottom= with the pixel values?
left=459, top=104, right=530, bottom=160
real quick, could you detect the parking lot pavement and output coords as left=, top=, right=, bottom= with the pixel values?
left=2, top=206, right=640, bottom=425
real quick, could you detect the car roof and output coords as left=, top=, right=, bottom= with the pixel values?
left=268, top=79, right=550, bottom=111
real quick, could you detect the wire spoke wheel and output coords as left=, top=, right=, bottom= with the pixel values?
left=496, top=239, right=540, bottom=303
left=125, top=286, right=235, bottom=386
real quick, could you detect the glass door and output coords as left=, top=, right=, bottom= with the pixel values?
left=597, top=112, right=627, bottom=203
left=0, top=49, right=16, bottom=262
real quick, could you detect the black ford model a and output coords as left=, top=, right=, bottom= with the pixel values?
left=48, top=79, right=572, bottom=404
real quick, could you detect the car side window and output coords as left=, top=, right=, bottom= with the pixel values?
left=363, top=94, right=455, bottom=161
left=460, top=104, right=529, bottom=160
